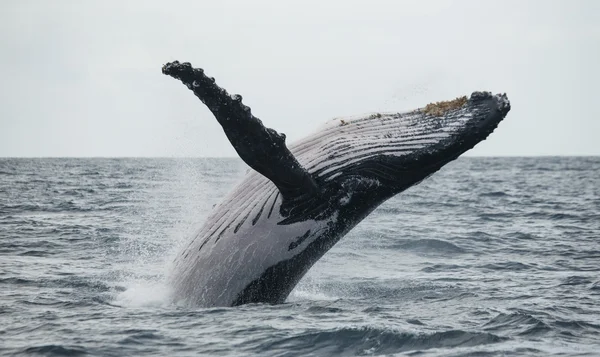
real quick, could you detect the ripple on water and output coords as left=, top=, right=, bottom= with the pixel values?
left=559, top=276, right=594, bottom=286
left=18, top=344, right=88, bottom=356
left=479, top=261, right=534, bottom=271
left=483, top=313, right=552, bottom=337
left=392, top=239, right=467, bottom=255
left=252, top=327, right=506, bottom=356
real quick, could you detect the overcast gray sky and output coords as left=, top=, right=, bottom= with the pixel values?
left=1, top=0, right=598, bottom=157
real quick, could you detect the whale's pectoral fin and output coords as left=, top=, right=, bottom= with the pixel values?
left=162, top=61, right=319, bottom=200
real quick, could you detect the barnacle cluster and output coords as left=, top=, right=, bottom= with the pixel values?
left=423, top=96, right=468, bottom=117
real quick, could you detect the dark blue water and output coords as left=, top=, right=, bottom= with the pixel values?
left=1, top=157, right=599, bottom=356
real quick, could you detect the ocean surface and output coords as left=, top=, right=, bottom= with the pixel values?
left=1, top=157, right=599, bottom=357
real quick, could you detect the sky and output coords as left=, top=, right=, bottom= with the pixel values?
left=1, top=0, right=599, bottom=157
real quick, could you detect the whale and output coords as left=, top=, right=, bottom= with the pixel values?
left=162, top=61, right=511, bottom=307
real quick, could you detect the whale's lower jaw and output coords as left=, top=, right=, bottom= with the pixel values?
left=163, top=61, right=510, bottom=307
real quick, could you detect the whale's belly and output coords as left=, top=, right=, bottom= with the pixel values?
left=169, top=171, right=336, bottom=307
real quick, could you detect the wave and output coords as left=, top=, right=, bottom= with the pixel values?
left=0, top=202, right=94, bottom=214
left=18, top=344, right=87, bottom=356
left=505, top=231, right=538, bottom=240
left=479, top=261, right=534, bottom=271
left=18, top=250, right=51, bottom=257
left=524, top=211, right=582, bottom=220
left=294, top=278, right=466, bottom=305
left=117, top=329, right=165, bottom=345
left=483, top=313, right=551, bottom=336
left=0, top=276, right=112, bottom=293
left=0, top=277, right=32, bottom=285
left=421, top=264, right=468, bottom=273
left=304, top=305, right=345, bottom=314
left=253, top=326, right=505, bottom=355
left=484, top=312, right=600, bottom=341
left=480, top=191, right=509, bottom=197
left=392, top=238, right=466, bottom=254
left=553, top=319, right=600, bottom=331
left=559, top=276, right=593, bottom=286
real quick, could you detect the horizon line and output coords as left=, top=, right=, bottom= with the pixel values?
left=1, top=155, right=599, bottom=159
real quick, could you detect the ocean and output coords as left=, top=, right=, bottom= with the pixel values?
left=1, top=157, right=599, bottom=356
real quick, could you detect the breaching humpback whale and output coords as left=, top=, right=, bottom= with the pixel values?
left=163, top=61, right=510, bottom=307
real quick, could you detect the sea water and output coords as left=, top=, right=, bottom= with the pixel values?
left=1, top=157, right=599, bottom=356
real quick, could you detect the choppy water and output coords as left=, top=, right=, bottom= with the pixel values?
left=1, top=157, right=599, bottom=357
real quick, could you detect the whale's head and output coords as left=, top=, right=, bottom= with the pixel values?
left=292, top=91, right=511, bottom=198
left=456, top=91, right=511, bottom=141
left=414, top=91, right=511, bottom=163
left=424, top=91, right=510, bottom=131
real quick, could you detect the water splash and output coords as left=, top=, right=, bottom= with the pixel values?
left=114, top=280, right=173, bottom=308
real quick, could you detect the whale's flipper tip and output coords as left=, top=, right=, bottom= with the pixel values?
left=162, top=60, right=319, bottom=201
left=162, top=61, right=194, bottom=76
